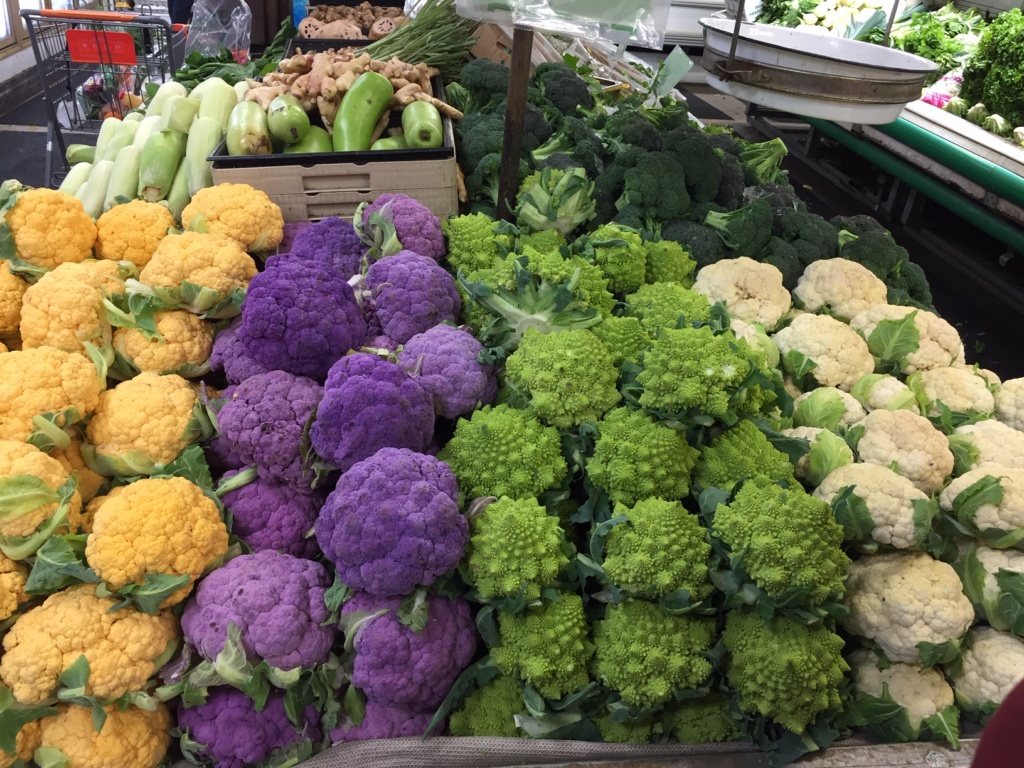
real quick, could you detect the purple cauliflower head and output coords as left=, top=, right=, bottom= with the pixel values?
left=266, top=217, right=366, bottom=280
left=360, top=193, right=445, bottom=262
left=220, top=470, right=323, bottom=558
left=330, top=700, right=442, bottom=743
left=210, top=320, right=271, bottom=385
left=310, top=353, right=435, bottom=473
left=342, top=593, right=477, bottom=709
left=217, top=371, right=322, bottom=491
left=178, top=687, right=320, bottom=768
left=181, top=550, right=335, bottom=670
left=238, top=260, right=367, bottom=382
left=364, top=251, right=460, bottom=344
left=398, top=325, right=498, bottom=419
left=279, top=222, right=313, bottom=254
left=316, top=448, right=467, bottom=597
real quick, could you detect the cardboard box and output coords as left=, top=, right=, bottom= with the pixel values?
left=471, top=23, right=515, bottom=67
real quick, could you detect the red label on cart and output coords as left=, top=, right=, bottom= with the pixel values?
left=65, top=29, right=138, bottom=66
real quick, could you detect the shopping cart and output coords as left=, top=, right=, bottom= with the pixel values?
left=20, top=8, right=185, bottom=185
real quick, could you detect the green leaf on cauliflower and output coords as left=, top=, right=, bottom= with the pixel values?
left=792, top=388, right=847, bottom=431
left=830, top=486, right=878, bottom=553
left=866, top=311, right=920, bottom=374
left=25, top=411, right=77, bottom=453
left=0, top=475, right=77, bottom=561
left=916, top=639, right=961, bottom=668
left=96, top=572, right=192, bottom=615
left=782, top=349, right=817, bottom=390
left=32, top=747, right=70, bottom=768
left=24, top=535, right=100, bottom=595
left=946, top=433, right=981, bottom=477
left=921, top=706, right=961, bottom=750
left=995, top=569, right=1024, bottom=636
left=0, top=687, right=57, bottom=757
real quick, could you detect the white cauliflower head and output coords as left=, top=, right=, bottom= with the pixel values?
left=951, top=627, right=1024, bottom=720
left=692, top=257, right=791, bottom=331
left=814, top=462, right=932, bottom=550
left=848, top=648, right=955, bottom=728
left=792, top=387, right=866, bottom=430
left=851, top=374, right=920, bottom=415
left=855, top=409, right=955, bottom=495
left=995, top=378, right=1024, bottom=432
left=940, top=466, right=1024, bottom=545
left=951, top=420, right=1024, bottom=473
left=956, top=543, right=1024, bottom=633
left=911, top=367, right=995, bottom=418
left=793, top=258, right=888, bottom=320
left=772, top=313, right=875, bottom=391
left=842, top=551, right=975, bottom=665
left=849, top=305, right=965, bottom=374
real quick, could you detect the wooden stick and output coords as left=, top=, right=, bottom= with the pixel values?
left=496, top=26, right=535, bottom=222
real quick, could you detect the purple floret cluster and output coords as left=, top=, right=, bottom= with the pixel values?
left=399, top=325, right=498, bottom=419
left=360, top=193, right=445, bottom=262
left=210, top=320, right=271, bottom=386
left=364, top=251, right=461, bottom=344
left=220, top=469, right=323, bottom=558
left=267, top=216, right=367, bottom=280
left=331, top=700, right=442, bottom=744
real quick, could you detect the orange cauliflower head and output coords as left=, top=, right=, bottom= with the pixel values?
left=0, top=440, right=83, bottom=551
left=4, top=187, right=97, bottom=271
left=138, top=231, right=257, bottom=296
left=0, top=584, right=179, bottom=704
left=0, top=551, right=29, bottom=622
left=182, top=183, right=285, bottom=252
left=20, top=270, right=111, bottom=357
left=113, top=310, right=214, bottom=378
left=95, top=200, right=176, bottom=269
left=85, top=373, right=209, bottom=477
left=86, top=476, right=229, bottom=607
left=51, top=430, right=106, bottom=503
left=0, top=261, right=27, bottom=337
left=47, top=259, right=134, bottom=296
left=37, top=703, right=172, bottom=768
left=0, top=719, right=41, bottom=768
left=0, top=347, right=102, bottom=443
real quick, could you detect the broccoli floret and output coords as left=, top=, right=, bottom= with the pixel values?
left=532, top=116, right=604, bottom=178
left=641, top=95, right=691, bottom=132
left=516, top=167, right=597, bottom=237
left=625, top=281, right=712, bottom=333
left=746, top=183, right=806, bottom=212
left=492, top=593, right=594, bottom=700
left=617, top=151, right=691, bottom=222
left=712, top=478, right=850, bottom=608
left=596, top=715, right=655, bottom=744
left=592, top=145, right=645, bottom=224
left=889, top=260, right=934, bottom=310
left=671, top=693, right=746, bottom=744
left=466, top=496, right=569, bottom=600
left=593, top=600, right=715, bottom=707
left=458, top=58, right=510, bottom=113
left=458, top=112, right=506, bottom=172
left=716, top=153, right=746, bottom=210
left=578, top=222, right=647, bottom=295
left=704, top=198, right=773, bottom=258
left=723, top=610, right=847, bottom=733
left=829, top=213, right=888, bottom=238
left=758, top=236, right=802, bottom=290
left=449, top=674, right=526, bottom=737
left=504, top=327, right=622, bottom=428
left=738, top=137, right=789, bottom=185
left=536, top=153, right=583, bottom=173
left=466, top=152, right=529, bottom=209
left=439, top=404, right=568, bottom=500
left=601, top=496, right=711, bottom=597
left=773, top=209, right=838, bottom=266
left=590, top=316, right=650, bottom=367
left=660, top=220, right=726, bottom=270
left=692, top=419, right=795, bottom=493
left=839, top=231, right=907, bottom=281
left=442, top=213, right=502, bottom=274
left=531, top=62, right=595, bottom=116
left=604, top=111, right=663, bottom=153
left=490, top=99, right=554, bottom=152
left=611, top=204, right=652, bottom=234
left=644, top=238, right=696, bottom=286
left=662, top=133, right=723, bottom=204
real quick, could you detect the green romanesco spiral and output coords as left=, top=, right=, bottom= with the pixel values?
left=644, top=240, right=696, bottom=287
left=671, top=692, right=746, bottom=744
left=625, top=282, right=711, bottom=334
left=596, top=715, right=655, bottom=743
left=584, top=223, right=648, bottom=295
left=590, top=316, right=650, bottom=368
left=441, top=213, right=503, bottom=274
left=693, top=419, right=795, bottom=493
left=449, top=674, right=526, bottom=737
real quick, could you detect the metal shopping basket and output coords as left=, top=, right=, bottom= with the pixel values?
left=20, top=8, right=185, bottom=186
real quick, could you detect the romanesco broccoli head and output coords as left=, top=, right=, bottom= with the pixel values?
left=492, top=593, right=594, bottom=700
left=467, top=497, right=570, bottom=600
left=504, top=328, right=622, bottom=428
left=723, top=610, right=848, bottom=733
left=442, top=213, right=503, bottom=274
left=693, top=420, right=795, bottom=493
left=593, top=600, right=715, bottom=707
left=595, top=715, right=655, bottom=743
left=713, top=478, right=850, bottom=608
left=508, top=246, right=615, bottom=316
left=591, top=317, right=650, bottom=368
left=603, top=498, right=712, bottom=600
left=644, top=240, right=696, bottom=287
left=448, top=674, right=526, bottom=737
left=457, top=265, right=504, bottom=333
left=439, top=405, right=568, bottom=501
left=519, top=229, right=567, bottom=253
left=625, top=282, right=711, bottom=334
left=581, top=223, right=648, bottom=295
left=671, top=692, right=746, bottom=744
left=587, top=409, right=700, bottom=507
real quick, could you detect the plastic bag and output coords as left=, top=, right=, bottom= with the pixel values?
left=184, top=0, right=252, bottom=65
left=455, top=0, right=671, bottom=49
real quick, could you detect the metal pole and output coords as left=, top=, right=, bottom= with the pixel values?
left=726, top=0, right=747, bottom=73
left=882, top=0, right=900, bottom=46
left=496, top=26, right=534, bottom=222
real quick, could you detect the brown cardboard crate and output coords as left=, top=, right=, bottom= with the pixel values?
left=470, top=23, right=515, bottom=68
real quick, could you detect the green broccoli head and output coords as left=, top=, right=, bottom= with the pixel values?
left=624, top=282, right=712, bottom=334
left=712, top=478, right=850, bottom=608
left=439, top=404, right=568, bottom=501
left=459, top=58, right=511, bottom=112
left=703, top=198, right=773, bottom=258
left=442, top=213, right=502, bottom=274
left=829, top=213, right=888, bottom=238
left=604, top=111, right=663, bottom=153
left=579, top=223, right=648, bottom=295
left=504, top=327, right=622, bottom=428
left=466, top=152, right=530, bottom=209
left=516, top=167, right=597, bottom=237
left=693, top=419, right=795, bottom=493
left=663, top=134, right=723, bottom=204
left=617, top=151, right=691, bottom=222
left=758, top=236, right=802, bottom=290
left=747, top=183, right=806, bottom=212
left=723, top=610, right=848, bottom=734
left=467, top=496, right=569, bottom=600
left=448, top=674, right=526, bottom=737
left=595, top=714, right=655, bottom=743
left=887, top=260, right=934, bottom=311
left=772, top=209, right=839, bottom=266
left=715, top=153, right=746, bottom=211
left=661, top=220, right=727, bottom=270
left=593, top=600, right=715, bottom=707
left=590, top=316, right=651, bottom=368
left=492, top=593, right=595, bottom=700
left=838, top=231, right=908, bottom=282
left=602, top=497, right=711, bottom=600
left=587, top=408, right=699, bottom=509
left=530, top=62, right=595, bottom=116
left=458, top=112, right=507, bottom=172
left=671, top=692, right=746, bottom=744
left=643, top=239, right=696, bottom=287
